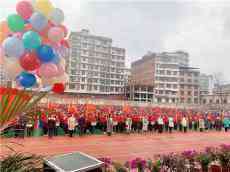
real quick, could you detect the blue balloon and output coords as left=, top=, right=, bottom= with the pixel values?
left=2, top=36, right=24, bottom=57
left=37, top=45, right=55, bottom=62
left=30, top=12, right=48, bottom=31
left=23, top=31, right=41, bottom=50
left=52, top=52, right=60, bottom=64
left=18, top=72, right=37, bottom=88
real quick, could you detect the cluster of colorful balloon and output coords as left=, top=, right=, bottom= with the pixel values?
left=0, top=0, right=69, bottom=93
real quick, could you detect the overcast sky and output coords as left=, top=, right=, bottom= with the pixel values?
left=1, top=0, right=230, bottom=80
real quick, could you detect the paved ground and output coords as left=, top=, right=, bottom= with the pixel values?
left=1, top=131, right=230, bottom=162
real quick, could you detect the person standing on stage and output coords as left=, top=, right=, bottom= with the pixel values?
left=107, top=114, right=113, bottom=136
left=157, top=115, right=164, bottom=133
left=78, top=114, right=86, bottom=136
left=168, top=116, right=174, bottom=133
left=68, top=114, right=76, bottom=137
left=48, top=115, right=56, bottom=138
left=199, top=116, right=205, bottom=132
left=181, top=116, right=187, bottom=133
left=126, top=116, right=132, bottom=134
left=142, top=116, right=149, bottom=133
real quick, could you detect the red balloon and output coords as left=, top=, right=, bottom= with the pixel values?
left=60, top=39, right=70, bottom=48
left=20, top=52, right=41, bottom=71
left=59, top=25, right=68, bottom=37
left=52, top=83, right=65, bottom=94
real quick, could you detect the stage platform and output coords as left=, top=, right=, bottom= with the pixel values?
left=1, top=131, right=230, bottom=162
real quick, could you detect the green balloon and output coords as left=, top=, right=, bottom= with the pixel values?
left=23, top=31, right=41, bottom=50
left=7, top=14, right=25, bottom=32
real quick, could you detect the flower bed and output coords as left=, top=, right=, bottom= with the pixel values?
left=99, top=144, right=230, bottom=172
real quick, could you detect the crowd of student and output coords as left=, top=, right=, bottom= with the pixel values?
left=12, top=104, right=230, bottom=138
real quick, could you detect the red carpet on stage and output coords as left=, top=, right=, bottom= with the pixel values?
left=1, top=132, right=230, bottom=162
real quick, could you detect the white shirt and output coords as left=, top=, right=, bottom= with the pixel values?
left=157, top=117, right=164, bottom=125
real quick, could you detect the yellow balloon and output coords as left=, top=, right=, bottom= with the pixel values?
left=60, top=58, right=66, bottom=67
left=34, top=0, right=54, bottom=17
left=4, top=58, right=23, bottom=79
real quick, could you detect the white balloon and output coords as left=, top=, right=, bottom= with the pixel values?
left=49, top=8, right=64, bottom=25
left=53, top=73, right=68, bottom=83
left=4, top=58, right=23, bottom=79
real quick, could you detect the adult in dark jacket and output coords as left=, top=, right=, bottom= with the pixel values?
left=47, top=115, right=56, bottom=138
left=78, top=114, right=85, bottom=136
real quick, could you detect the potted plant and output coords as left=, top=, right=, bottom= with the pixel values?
left=197, top=153, right=212, bottom=172
left=217, top=144, right=230, bottom=172
left=181, top=150, right=198, bottom=171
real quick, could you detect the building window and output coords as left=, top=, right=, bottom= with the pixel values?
left=203, top=99, right=206, bottom=104
left=194, top=98, right=198, bottom=104
left=81, top=85, right=85, bottom=89
left=194, top=91, right=198, bottom=96
left=160, top=70, right=165, bottom=75
left=188, top=91, right=191, bottom=96
left=224, top=99, right=228, bottom=104
left=216, top=99, right=220, bottom=104
left=181, top=91, right=184, bottom=95
left=166, top=84, right=171, bottom=88
left=187, top=98, right=191, bottom=103
left=173, top=84, right=177, bottom=89
left=173, top=71, right=177, bottom=75
left=209, top=99, right=213, bottom=104
left=180, top=72, right=184, bottom=76
left=159, top=84, right=164, bottom=88
left=69, top=84, right=75, bottom=89
left=188, top=79, right=192, bottom=83
left=167, top=71, right=171, bottom=75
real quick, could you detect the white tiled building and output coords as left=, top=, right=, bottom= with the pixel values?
left=154, top=51, right=190, bottom=103
left=67, top=29, right=127, bottom=95
left=0, top=65, right=11, bottom=87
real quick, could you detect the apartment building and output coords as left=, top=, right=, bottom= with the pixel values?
left=67, top=29, right=126, bottom=95
left=154, top=51, right=189, bottom=104
left=126, top=51, right=200, bottom=104
left=179, top=67, right=200, bottom=104
left=199, top=74, right=214, bottom=96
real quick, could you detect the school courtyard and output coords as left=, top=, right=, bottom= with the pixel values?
left=1, top=131, right=229, bottom=162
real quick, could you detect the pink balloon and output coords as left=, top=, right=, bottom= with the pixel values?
left=48, top=26, right=64, bottom=43
left=14, top=32, right=23, bottom=39
left=16, top=1, right=34, bottom=20
left=39, top=63, right=58, bottom=78
left=0, top=46, right=4, bottom=65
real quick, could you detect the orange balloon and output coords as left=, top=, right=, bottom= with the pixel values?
left=0, top=21, right=10, bottom=42
left=42, top=36, right=53, bottom=46
left=0, top=21, right=10, bottom=33
left=24, top=23, right=33, bottom=32
left=0, top=32, right=4, bottom=43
